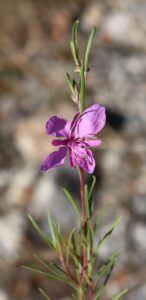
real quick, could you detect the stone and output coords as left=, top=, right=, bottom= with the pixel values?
left=81, top=2, right=104, bottom=29
left=131, top=194, right=146, bottom=218
left=102, top=12, right=146, bottom=49
left=6, top=166, right=37, bottom=207
left=0, top=211, right=24, bottom=261
left=0, top=291, right=9, bottom=300
left=28, top=171, right=78, bottom=232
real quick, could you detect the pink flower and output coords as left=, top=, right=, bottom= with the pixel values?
left=41, top=104, right=106, bottom=174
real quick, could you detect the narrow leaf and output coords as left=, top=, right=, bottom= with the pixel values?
left=48, top=211, right=56, bottom=246
left=88, top=176, right=96, bottom=214
left=63, top=188, right=81, bottom=220
left=66, top=73, right=74, bottom=95
left=85, top=184, right=90, bottom=219
left=34, top=255, right=68, bottom=281
left=94, top=217, right=122, bottom=256
left=112, top=289, right=128, bottom=300
left=39, top=288, right=51, bottom=300
left=28, top=215, right=53, bottom=249
left=23, top=265, right=73, bottom=285
left=72, top=20, right=79, bottom=54
left=71, top=20, right=80, bottom=66
left=70, top=41, right=78, bottom=66
left=85, top=26, right=96, bottom=74
left=94, top=256, right=117, bottom=300
left=79, top=66, right=85, bottom=112
left=66, top=228, right=76, bottom=265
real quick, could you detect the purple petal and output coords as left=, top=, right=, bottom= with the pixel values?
left=75, top=104, right=106, bottom=138
left=68, top=147, right=77, bottom=168
left=71, top=144, right=96, bottom=174
left=46, top=116, right=70, bottom=137
left=78, top=148, right=95, bottom=174
left=40, top=147, right=67, bottom=172
left=85, top=139, right=103, bottom=147
left=70, top=112, right=80, bottom=137
left=52, top=139, right=68, bottom=146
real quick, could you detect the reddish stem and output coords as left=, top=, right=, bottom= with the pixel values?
left=79, top=168, right=88, bottom=282
left=79, top=167, right=93, bottom=300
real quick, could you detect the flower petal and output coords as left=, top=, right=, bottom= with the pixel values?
left=68, top=147, right=77, bottom=168
left=52, top=139, right=68, bottom=146
left=75, top=104, right=106, bottom=138
left=72, top=144, right=95, bottom=174
left=85, top=139, right=103, bottom=147
left=78, top=148, right=95, bottom=174
left=46, top=116, right=70, bottom=137
left=40, top=147, right=67, bottom=171
left=70, top=112, right=80, bottom=138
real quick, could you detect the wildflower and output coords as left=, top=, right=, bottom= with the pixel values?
left=41, top=104, right=106, bottom=174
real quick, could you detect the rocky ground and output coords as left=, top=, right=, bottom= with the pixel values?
left=0, top=0, right=146, bottom=299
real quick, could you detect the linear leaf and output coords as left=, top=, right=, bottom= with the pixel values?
left=85, top=26, right=96, bottom=74
left=48, top=211, right=56, bottom=246
left=94, top=254, right=118, bottom=292
left=71, top=20, right=80, bottom=66
left=79, top=66, right=85, bottom=112
left=70, top=41, right=78, bottom=66
left=28, top=215, right=53, bottom=249
left=72, top=20, right=79, bottom=53
left=39, top=288, right=51, bottom=300
left=66, top=73, right=74, bottom=95
left=112, top=289, right=128, bottom=300
left=24, top=265, right=76, bottom=289
left=63, top=188, right=81, bottom=220
left=93, top=207, right=107, bottom=232
left=66, top=228, right=76, bottom=265
left=88, top=176, right=96, bottom=214
left=94, top=256, right=117, bottom=300
left=94, top=217, right=122, bottom=256
left=34, top=255, right=68, bottom=281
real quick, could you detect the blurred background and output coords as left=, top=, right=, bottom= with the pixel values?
left=0, top=0, right=146, bottom=299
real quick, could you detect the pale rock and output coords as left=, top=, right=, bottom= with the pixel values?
left=102, top=12, right=146, bottom=49
left=15, top=113, right=51, bottom=165
left=132, top=194, right=146, bottom=217
left=0, top=211, right=24, bottom=261
left=28, top=172, right=78, bottom=232
left=0, top=291, right=9, bottom=300
left=0, top=170, right=13, bottom=189
left=6, top=167, right=37, bottom=207
left=81, top=2, right=104, bottom=29
left=131, top=223, right=146, bottom=253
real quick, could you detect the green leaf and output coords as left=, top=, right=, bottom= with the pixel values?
left=66, top=73, right=74, bottom=95
left=112, top=289, right=128, bottom=300
left=85, top=26, right=96, bottom=75
left=63, top=188, right=81, bottom=220
left=79, top=66, right=85, bottom=112
left=24, top=265, right=76, bottom=289
left=28, top=215, right=53, bottom=249
left=88, top=176, right=96, bottom=214
left=72, top=20, right=79, bottom=54
left=94, top=216, right=122, bottom=256
left=93, top=207, right=107, bottom=232
left=34, top=255, right=68, bottom=281
left=70, top=41, right=78, bottom=65
left=94, top=254, right=117, bottom=288
left=94, top=255, right=117, bottom=299
left=66, top=228, right=76, bottom=265
left=85, top=184, right=90, bottom=219
left=71, top=20, right=80, bottom=66
left=39, top=288, right=51, bottom=300
left=48, top=211, right=56, bottom=247
left=23, top=265, right=65, bottom=281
